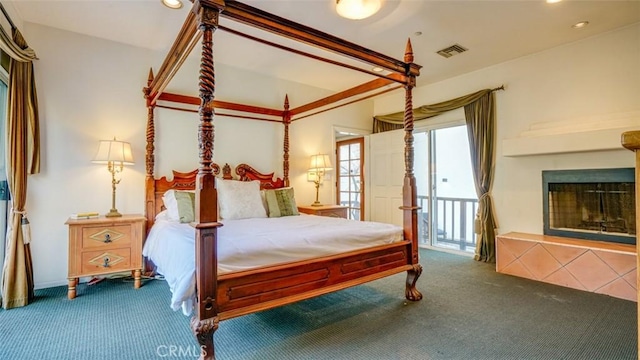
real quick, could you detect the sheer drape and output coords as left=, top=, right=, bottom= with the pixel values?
left=1, top=27, right=40, bottom=309
left=373, top=87, right=500, bottom=262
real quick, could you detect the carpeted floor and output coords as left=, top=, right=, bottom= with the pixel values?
left=0, top=249, right=636, bottom=360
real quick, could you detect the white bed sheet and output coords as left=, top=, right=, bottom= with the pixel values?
left=143, top=212, right=403, bottom=315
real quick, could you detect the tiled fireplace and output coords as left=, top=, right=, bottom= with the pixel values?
left=543, top=168, right=635, bottom=245
left=497, top=168, right=637, bottom=302
left=497, top=232, right=636, bottom=301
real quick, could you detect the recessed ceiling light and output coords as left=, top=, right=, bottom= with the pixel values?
left=546, top=0, right=562, bottom=4
left=372, top=67, right=384, bottom=72
left=572, top=21, right=589, bottom=29
left=162, top=0, right=183, bottom=9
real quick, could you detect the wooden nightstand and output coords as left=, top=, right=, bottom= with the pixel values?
left=66, top=214, right=146, bottom=299
left=298, top=204, right=348, bottom=219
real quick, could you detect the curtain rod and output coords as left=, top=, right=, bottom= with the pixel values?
left=0, top=3, right=16, bottom=30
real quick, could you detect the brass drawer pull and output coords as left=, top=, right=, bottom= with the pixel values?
left=103, top=257, right=110, bottom=268
left=103, top=233, right=111, bottom=243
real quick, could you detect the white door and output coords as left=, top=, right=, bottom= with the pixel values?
left=368, top=129, right=405, bottom=226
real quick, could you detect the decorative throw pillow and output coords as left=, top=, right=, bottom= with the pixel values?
left=162, top=190, right=196, bottom=223
left=264, top=187, right=299, bottom=218
left=174, top=191, right=196, bottom=223
left=217, top=180, right=267, bottom=220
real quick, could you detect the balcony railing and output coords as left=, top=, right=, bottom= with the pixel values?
left=417, top=195, right=479, bottom=253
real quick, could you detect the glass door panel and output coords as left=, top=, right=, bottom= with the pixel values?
left=337, top=138, right=364, bottom=220
left=432, top=126, right=477, bottom=253
left=414, top=132, right=430, bottom=245
left=415, top=125, right=478, bottom=254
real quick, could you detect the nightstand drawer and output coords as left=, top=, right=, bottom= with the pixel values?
left=80, top=247, right=132, bottom=275
left=81, top=225, right=132, bottom=249
left=317, top=208, right=347, bottom=218
left=298, top=205, right=348, bottom=219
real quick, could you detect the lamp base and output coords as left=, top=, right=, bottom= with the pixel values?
left=105, top=209, right=122, bottom=217
left=311, top=201, right=323, bottom=207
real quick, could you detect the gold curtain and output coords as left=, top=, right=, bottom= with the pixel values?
left=372, top=88, right=498, bottom=132
left=1, top=28, right=40, bottom=309
left=374, top=87, right=501, bottom=262
left=464, top=92, right=497, bottom=262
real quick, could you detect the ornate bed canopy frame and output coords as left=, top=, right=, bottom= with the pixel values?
left=142, top=1, right=422, bottom=359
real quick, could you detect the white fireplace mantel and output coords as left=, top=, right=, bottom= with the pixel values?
left=503, top=110, right=640, bottom=157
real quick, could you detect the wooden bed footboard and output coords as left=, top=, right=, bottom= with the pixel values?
left=216, top=241, right=418, bottom=320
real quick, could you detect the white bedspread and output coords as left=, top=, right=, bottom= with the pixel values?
left=143, top=213, right=403, bottom=315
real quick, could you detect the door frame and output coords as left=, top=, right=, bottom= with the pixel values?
left=413, top=110, right=475, bottom=253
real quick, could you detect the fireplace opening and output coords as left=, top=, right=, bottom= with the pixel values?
left=542, top=168, right=636, bottom=245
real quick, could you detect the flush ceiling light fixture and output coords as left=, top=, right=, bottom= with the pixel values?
left=336, top=0, right=382, bottom=20
left=162, top=0, right=183, bottom=9
left=572, top=21, right=589, bottom=29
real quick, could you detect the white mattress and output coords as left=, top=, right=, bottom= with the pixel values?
left=143, top=212, right=403, bottom=315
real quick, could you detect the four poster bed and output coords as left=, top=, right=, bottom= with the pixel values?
left=142, top=1, right=422, bottom=358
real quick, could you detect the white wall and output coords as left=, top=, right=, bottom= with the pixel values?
left=289, top=101, right=373, bottom=206
left=25, top=23, right=153, bottom=289
left=374, top=23, right=640, bottom=237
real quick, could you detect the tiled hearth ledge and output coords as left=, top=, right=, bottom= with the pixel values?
left=496, top=232, right=636, bottom=302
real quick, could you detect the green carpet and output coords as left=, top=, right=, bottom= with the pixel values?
left=0, top=249, right=636, bottom=359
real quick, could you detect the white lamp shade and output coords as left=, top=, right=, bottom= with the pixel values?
left=309, top=154, right=332, bottom=171
left=336, top=0, right=381, bottom=20
left=92, top=139, right=134, bottom=165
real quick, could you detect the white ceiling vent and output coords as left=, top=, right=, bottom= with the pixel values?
left=436, top=44, right=468, bottom=58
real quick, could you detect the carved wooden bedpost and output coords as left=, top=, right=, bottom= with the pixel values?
left=143, top=68, right=156, bottom=233
left=191, top=1, right=225, bottom=359
left=621, top=130, right=640, bottom=358
left=401, top=39, right=423, bottom=301
left=283, top=94, right=291, bottom=187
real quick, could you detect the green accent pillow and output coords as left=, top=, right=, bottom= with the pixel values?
left=174, top=191, right=196, bottom=223
left=264, top=187, right=299, bottom=218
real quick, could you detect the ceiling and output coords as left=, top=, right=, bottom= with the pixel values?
left=6, top=0, right=640, bottom=92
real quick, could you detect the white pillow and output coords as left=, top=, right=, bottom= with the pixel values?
left=259, top=189, right=269, bottom=216
left=155, top=210, right=170, bottom=222
left=217, top=180, right=267, bottom=220
left=162, top=190, right=180, bottom=222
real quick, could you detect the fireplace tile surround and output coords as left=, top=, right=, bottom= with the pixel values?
left=497, top=232, right=636, bottom=302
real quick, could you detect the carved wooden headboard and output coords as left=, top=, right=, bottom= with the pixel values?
left=145, top=163, right=222, bottom=231
left=235, top=163, right=285, bottom=189
left=145, top=163, right=285, bottom=231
